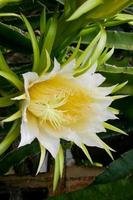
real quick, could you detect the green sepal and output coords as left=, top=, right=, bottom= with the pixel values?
left=75, top=31, right=101, bottom=69
left=75, top=26, right=106, bottom=75
left=81, top=143, right=93, bottom=164
left=53, top=150, right=60, bottom=191
left=58, top=145, right=64, bottom=178
left=99, top=47, right=114, bottom=65
left=103, top=122, right=127, bottom=135
left=36, top=144, right=46, bottom=175
left=101, top=141, right=114, bottom=160
left=84, top=26, right=106, bottom=68
left=108, top=107, right=119, bottom=115
left=112, top=95, right=129, bottom=100
left=112, top=81, right=128, bottom=94
left=53, top=145, right=64, bottom=191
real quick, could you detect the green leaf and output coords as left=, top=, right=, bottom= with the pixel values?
left=67, top=0, right=103, bottom=21
left=80, top=30, right=133, bottom=51
left=0, top=139, right=40, bottom=175
left=64, top=0, right=77, bottom=18
left=21, top=14, right=40, bottom=73
left=86, top=0, right=133, bottom=20
left=0, top=120, right=20, bottom=156
left=63, top=37, right=81, bottom=66
left=115, top=13, right=133, bottom=22
left=0, top=0, right=21, bottom=8
left=94, top=149, right=133, bottom=184
left=0, top=49, right=21, bottom=80
left=0, top=22, right=32, bottom=53
left=40, top=8, right=46, bottom=35
left=97, top=64, right=133, bottom=96
left=56, top=0, right=64, bottom=5
left=0, top=50, right=12, bottom=73
left=42, top=17, right=58, bottom=55
left=54, top=1, right=133, bottom=54
left=98, top=64, right=133, bottom=75
left=2, top=110, right=22, bottom=123
left=48, top=179, right=133, bottom=200
left=0, top=0, right=40, bottom=13
left=0, top=94, right=15, bottom=107
left=40, top=16, right=57, bottom=72
left=0, top=70, right=23, bottom=91
left=106, top=31, right=133, bottom=50
left=40, top=49, right=51, bottom=75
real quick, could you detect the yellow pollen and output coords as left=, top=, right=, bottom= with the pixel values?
left=28, top=75, right=92, bottom=130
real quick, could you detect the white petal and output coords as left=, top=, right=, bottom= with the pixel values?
left=19, top=113, right=38, bottom=147
left=87, top=62, right=97, bottom=74
left=38, top=126, right=60, bottom=158
left=87, top=121, right=106, bottom=133
left=78, top=72, right=105, bottom=89
left=23, top=72, right=39, bottom=91
left=96, top=85, right=116, bottom=96
left=40, top=58, right=60, bottom=80
left=31, top=58, right=61, bottom=85
left=83, top=132, right=105, bottom=149
left=22, top=59, right=60, bottom=89
left=48, top=127, right=83, bottom=147
left=58, top=128, right=104, bottom=149
left=54, top=58, right=61, bottom=72
left=95, top=97, right=113, bottom=107
left=60, top=59, right=76, bottom=75
left=89, top=102, right=116, bottom=122
left=82, top=48, right=94, bottom=66
left=62, top=129, right=82, bottom=146
left=91, top=73, right=106, bottom=86
left=77, top=62, right=106, bottom=88
left=22, top=72, right=39, bottom=121
left=88, top=87, right=114, bottom=99
left=39, top=152, right=48, bottom=173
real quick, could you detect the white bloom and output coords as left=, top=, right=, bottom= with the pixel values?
left=19, top=59, right=117, bottom=159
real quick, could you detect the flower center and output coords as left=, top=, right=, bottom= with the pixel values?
left=28, top=75, right=92, bottom=130
left=28, top=92, right=68, bottom=129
